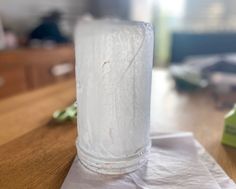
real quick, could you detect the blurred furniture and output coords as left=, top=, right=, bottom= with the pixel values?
left=0, top=70, right=235, bottom=188
left=210, top=73, right=236, bottom=108
left=0, top=45, right=74, bottom=99
left=171, top=32, right=236, bottom=63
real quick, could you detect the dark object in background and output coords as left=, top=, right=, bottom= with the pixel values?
left=28, top=10, right=69, bottom=44
left=171, top=32, right=236, bottom=63
left=89, top=0, right=130, bottom=19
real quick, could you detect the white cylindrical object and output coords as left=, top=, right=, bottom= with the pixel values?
left=75, top=20, right=153, bottom=175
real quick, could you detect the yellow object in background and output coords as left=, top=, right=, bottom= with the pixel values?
left=222, top=105, right=236, bottom=148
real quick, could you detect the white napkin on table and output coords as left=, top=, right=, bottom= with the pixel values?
left=61, top=133, right=236, bottom=189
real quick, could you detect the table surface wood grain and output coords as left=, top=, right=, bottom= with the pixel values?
left=0, top=69, right=235, bottom=188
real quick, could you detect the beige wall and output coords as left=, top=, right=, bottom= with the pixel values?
left=183, top=0, right=236, bottom=31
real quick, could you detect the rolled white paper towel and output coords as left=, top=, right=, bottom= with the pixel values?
left=75, top=20, right=153, bottom=175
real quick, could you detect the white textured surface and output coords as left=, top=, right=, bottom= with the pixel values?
left=75, top=20, right=153, bottom=174
left=61, top=133, right=236, bottom=189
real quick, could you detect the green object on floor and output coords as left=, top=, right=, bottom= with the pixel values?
left=222, top=105, right=236, bottom=148
left=53, top=102, right=77, bottom=122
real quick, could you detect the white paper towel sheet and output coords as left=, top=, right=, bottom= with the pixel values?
left=61, top=133, right=236, bottom=189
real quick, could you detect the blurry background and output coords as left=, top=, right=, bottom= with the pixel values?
left=0, top=0, right=236, bottom=107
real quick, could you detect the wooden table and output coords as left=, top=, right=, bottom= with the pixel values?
left=0, top=70, right=235, bottom=188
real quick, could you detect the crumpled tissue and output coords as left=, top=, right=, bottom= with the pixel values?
left=61, top=133, right=236, bottom=189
